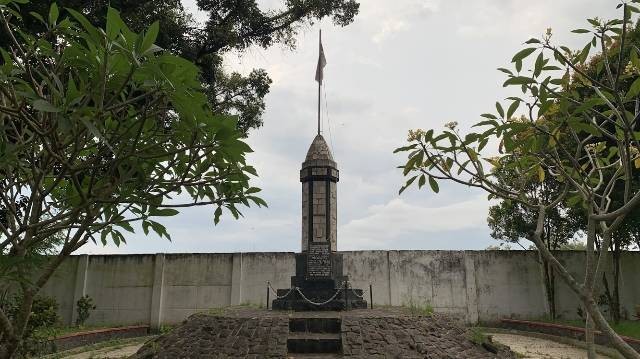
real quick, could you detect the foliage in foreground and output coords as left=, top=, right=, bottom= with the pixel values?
left=0, top=1, right=263, bottom=357
left=398, top=1, right=640, bottom=358
left=0, top=0, right=360, bottom=135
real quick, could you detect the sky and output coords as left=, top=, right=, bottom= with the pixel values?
left=79, top=0, right=619, bottom=254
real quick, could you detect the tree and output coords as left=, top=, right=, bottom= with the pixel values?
left=487, top=160, right=579, bottom=319
left=0, top=0, right=360, bottom=135
left=397, top=1, right=640, bottom=357
left=0, top=2, right=266, bottom=357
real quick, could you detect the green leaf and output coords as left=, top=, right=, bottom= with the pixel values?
left=515, top=59, right=523, bottom=73
left=571, top=29, right=591, bottom=34
left=533, top=52, right=544, bottom=77
left=418, top=174, right=426, bottom=188
left=105, top=7, right=121, bottom=40
left=48, top=3, right=59, bottom=25
left=142, top=221, right=150, bottom=236
left=626, top=77, right=640, bottom=100
left=66, top=8, right=101, bottom=42
left=512, top=48, right=537, bottom=63
left=399, top=175, right=417, bottom=195
left=577, top=42, right=591, bottom=63
left=503, top=76, right=535, bottom=87
left=495, top=102, right=505, bottom=118
left=149, top=208, right=179, bottom=216
left=32, top=99, right=60, bottom=113
left=141, top=21, right=159, bottom=53
left=428, top=176, right=439, bottom=193
left=507, top=100, right=520, bottom=119
left=29, top=11, right=45, bottom=25
left=214, top=207, right=223, bottom=225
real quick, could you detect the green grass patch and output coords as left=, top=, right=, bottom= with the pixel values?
left=405, top=301, right=434, bottom=316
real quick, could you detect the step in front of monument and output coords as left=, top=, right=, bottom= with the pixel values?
left=290, top=317, right=341, bottom=333
left=287, top=317, right=342, bottom=355
left=287, top=333, right=341, bottom=353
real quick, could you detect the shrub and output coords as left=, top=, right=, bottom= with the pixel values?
left=75, top=295, right=96, bottom=327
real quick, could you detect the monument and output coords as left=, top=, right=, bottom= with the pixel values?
left=271, top=31, right=367, bottom=311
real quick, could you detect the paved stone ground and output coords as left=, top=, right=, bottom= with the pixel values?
left=342, top=314, right=516, bottom=358
left=131, top=313, right=289, bottom=358
left=130, top=307, right=515, bottom=358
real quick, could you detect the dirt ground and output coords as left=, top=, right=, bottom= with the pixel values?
left=488, top=332, right=610, bottom=359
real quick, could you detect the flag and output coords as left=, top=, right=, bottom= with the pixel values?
left=315, top=31, right=327, bottom=84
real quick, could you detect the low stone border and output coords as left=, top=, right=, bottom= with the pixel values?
left=47, top=325, right=150, bottom=353
left=497, top=318, right=640, bottom=353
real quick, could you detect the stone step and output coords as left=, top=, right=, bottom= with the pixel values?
left=287, top=355, right=341, bottom=358
left=289, top=317, right=341, bottom=333
left=287, top=332, right=342, bottom=353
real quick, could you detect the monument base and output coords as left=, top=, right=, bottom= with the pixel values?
left=271, top=253, right=367, bottom=311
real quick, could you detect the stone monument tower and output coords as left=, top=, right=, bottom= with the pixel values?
left=271, top=31, right=366, bottom=311
left=270, top=132, right=367, bottom=310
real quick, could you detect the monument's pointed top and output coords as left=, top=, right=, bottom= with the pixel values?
left=305, top=134, right=334, bottom=162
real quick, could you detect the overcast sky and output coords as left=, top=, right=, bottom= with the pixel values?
left=79, top=0, right=619, bottom=254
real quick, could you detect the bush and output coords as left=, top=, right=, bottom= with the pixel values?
left=75, top=295, right=96, bottom=327
left=0, top=294, right=60, bottom=356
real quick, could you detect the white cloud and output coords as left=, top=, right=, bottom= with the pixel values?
left=339, top=196, right=489, bottom=250
left=79, top=0, right=622, bottom=254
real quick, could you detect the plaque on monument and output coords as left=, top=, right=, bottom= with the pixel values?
left=307, top=242, right=331, bottom=278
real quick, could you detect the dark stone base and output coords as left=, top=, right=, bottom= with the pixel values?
left=272, top=288, right=367, bottom=311
left=271, top=252, right=367, bottom=311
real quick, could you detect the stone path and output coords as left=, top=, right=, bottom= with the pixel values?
left=488, top=333, right=610, bottom=359
left=60, top=343, right=144, bottom=359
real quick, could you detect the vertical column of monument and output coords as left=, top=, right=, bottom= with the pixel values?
left=300, top=134, right=338, bottom=280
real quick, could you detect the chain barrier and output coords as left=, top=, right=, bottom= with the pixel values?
left=295, top=286, right=344, bottom=306
left=267, top=281, right=353, bottom=307
left=267, top=282, right=295, bottom=299
left=352, top=284, right=369, bottom=299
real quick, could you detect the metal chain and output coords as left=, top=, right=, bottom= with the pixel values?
left=295, top=286, right=344, bottom=306
left=352, top=285, right=369, bottom=299
left=267, top=282, right=295, bottom=299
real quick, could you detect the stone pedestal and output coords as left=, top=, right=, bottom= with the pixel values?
left=271, top=253, right=367, bottom=311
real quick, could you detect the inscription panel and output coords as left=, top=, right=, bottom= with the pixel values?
left=307, top=243, right=331, bottom=278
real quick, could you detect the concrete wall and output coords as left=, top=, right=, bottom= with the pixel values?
left=39, top=250, right=640, bottom=327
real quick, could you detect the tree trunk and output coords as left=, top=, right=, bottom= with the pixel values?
left=586, top=313, right=597, bottom=359
left=612, top=237, right=622, bottom=324
left=542, top=258, right=556, bottom=319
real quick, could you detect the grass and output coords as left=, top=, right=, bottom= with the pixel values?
left=537, top=318, right=640, bottom=340
left=405, top=301, right=434, bottom=316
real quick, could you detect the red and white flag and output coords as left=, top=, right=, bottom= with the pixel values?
left=315, top=31, right=327, bottom=84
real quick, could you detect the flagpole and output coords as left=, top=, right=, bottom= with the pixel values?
left=317, top=29, right=321, bottom=135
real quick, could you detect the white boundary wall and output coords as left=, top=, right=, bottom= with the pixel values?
left=40, top=251, right=640, bottom=328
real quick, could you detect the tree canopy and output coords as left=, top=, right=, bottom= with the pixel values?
left=0, top=0, right=360, bottom=134
left=397, top=1, right=640, bottom=357
left=0, top=1, right=271, bottom=356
